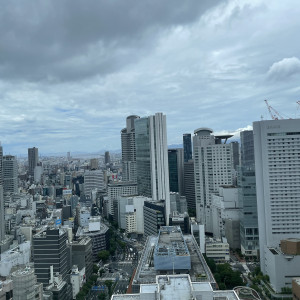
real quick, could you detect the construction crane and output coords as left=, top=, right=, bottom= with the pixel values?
left=264, top=99, right=284, bottom=120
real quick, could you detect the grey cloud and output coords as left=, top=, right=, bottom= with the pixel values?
left=267, top=57, right=300, bottom=81
left=0, top=0, right=220, bottom=82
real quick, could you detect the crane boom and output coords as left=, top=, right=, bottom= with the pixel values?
left=264, top=99, right=284, bottom=120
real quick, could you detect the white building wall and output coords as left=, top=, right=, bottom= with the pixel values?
left=0, top=241, right=31, bottom=276
left=253, top=119, right=300, bottom=289
left=193, top=129, right=234, bottom=232
left=149, top=113, right=170, bottom=225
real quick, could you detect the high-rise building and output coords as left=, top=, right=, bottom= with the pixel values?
left=90, top=158, right=98, bottom=170
left=84, top=170, right=104, bottom=197
left=121, top=115, right=140, bottom=182
left=3, top=155, right=18, bottom=194
left=238, top=130, right=259, bottom=256
left=253, top=119, right=300, bottom=292
left=135, top=112, right=170, bottom=223
left=0, top=143, right=3, bottom=186
left=193, top=128, right=235, bottom=232
left=183, top=133, right=192, bottom=162
left=184, top=159, right=195, bottom=213
left=0, top=186, right=5, bottom=242
left=168, top=148, right=184, bottom=195
left=28, top=147, right=38, bottom=177
left=104, top=151, right=110, bottom=165
left=33, top=228, right=70, bottom=286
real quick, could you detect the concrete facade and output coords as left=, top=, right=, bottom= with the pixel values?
left=254, top=119, right=300, bottom=292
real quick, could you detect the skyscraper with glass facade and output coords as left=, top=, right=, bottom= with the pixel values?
left=238, top=130, right=259, bottom=256
left=168, top=148, right=184, bottom=195
left=135, top=113, right=170, bottom=224
left=183, top=133, right=192, bottom=162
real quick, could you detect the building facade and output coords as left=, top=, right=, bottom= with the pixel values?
left=3, top=155, right=18, bottom=194
left=168, top=149, right=184, bottom=195
left=28, top=147, right=38, bottom=177
left=238, top=130, right=259, bottom=256
left=253, top=119, right=300, bottom=292
left=84, top=170, right=104, bottom=198
left=33, top=228, right=70, bottom=286
left=183, top=133, right=192, bottom=162
left=193, top=128, right=235, bottom=232
left=184, top=159, right=195, bottom=212
left=143, top=200, right=166, bottom=237
left=121, top=115, right=140, bottom=182
left=11, top=265, right=43, bottom=300
left=135, top=113, right=170, bottom=224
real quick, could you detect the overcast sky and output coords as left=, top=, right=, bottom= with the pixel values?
left=1, top=0, right=300, bottom=155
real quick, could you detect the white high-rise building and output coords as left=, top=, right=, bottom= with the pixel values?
left=84, top=170, right=104, bottom=197
left=135, top=113, right=170, bottom=224
left=193, top=128, right=235, bottom=232
left=253, top=119, right=300, bottom=292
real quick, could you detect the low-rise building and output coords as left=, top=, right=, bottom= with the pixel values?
left=76, top=217, right=109, bottom=261
left=205, top=237, right=230, bottom=263
left=112, top=274, right=240, bottom=300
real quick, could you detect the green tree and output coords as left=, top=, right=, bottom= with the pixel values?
left=105, top=280, right=114, bottom=296
left=98, top=293, right=106, bottom=300
left=204, top=255, right=216, bottom=273
left=98, top=250, right=110, bottom=262
left=93, top=264, right=100, bottom=274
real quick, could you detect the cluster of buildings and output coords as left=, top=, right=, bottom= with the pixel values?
left=0, top=113, right=299, bottom=298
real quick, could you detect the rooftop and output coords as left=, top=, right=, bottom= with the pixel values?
left=133, top=233, right=215, bottom=287
left=155, top=226, right=189, bottom=257
left=112, top=275, right=239, bottom=300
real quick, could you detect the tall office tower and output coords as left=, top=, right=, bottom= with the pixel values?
left=0, top=143, right=3, bottom=186
left=104, top=151, right=110, bottom=165
left=3, top=155, right=18, bottom=194
left=231, top=141, right=240, bottom=170
left=238, top=130, right=259, bottom=256
left=193, top=128, right=235, bottom=232
left=28, top=147, right=38, bottom=177
left=121, top=115, right=140, bottom=182
left=135, top=112, right=170, bottom=224
left=168, top=148, right=184, bottom=195
left=254, top=119, right=300, bottom=292
left=33, top=228, right=70, bottom=286
left=90, top=158, right=98, bottom=170
left=184, top=160, right=195, bottom=212
left=84, top=170, right=104, bottom=197
left=0, top=186, right=4, bottom=242
left=183, top=133, right=192, bottom=162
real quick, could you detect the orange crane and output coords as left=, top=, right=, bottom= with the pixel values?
left=264, top=99, right=284, bottom=120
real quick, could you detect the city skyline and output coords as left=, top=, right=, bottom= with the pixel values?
left=0, top=1, right=299, bottom=154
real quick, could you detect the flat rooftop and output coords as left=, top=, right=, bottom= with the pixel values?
left=155, top=226, right=189, bottom=257
left=112, top=275, right=239, bottom=300
left=133, top=234, right=215, bottom=288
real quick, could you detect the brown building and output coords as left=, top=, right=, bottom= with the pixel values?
left=292, top=278, right=300, bottom=300
left=281, top=239, right=300, bottom=255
